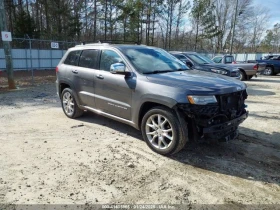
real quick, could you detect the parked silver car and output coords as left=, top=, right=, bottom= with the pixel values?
left=212, top=55, right=266, bottom=81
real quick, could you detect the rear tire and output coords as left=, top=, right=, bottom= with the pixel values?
left=141, top=106, right=188, bottom=155
left=61, top=88, right=83, bottom=119
left=240, top=71, right=246, bottom=81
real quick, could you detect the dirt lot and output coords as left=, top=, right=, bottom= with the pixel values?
left=0, top=71, right=279, bottom=206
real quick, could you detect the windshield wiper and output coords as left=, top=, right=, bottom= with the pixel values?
left=143, top=70, right=174, bottom=74
left=143, top=69, right=187, bottom=74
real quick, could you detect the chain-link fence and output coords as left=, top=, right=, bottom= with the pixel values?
left=0, top=38, right=277, bottom=71
left=0, top=38, right=78, bottom=71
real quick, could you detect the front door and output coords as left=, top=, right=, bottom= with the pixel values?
left=94, top=49, right=133, bottom=120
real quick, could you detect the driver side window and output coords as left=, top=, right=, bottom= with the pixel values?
left=100, top=50, right=123, bottom=71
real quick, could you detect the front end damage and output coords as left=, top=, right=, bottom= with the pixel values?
left=178, top=90, right=248, bottom=142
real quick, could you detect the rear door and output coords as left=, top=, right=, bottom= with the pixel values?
left=94, top=49, right=133, bottom=120
left=68, top=49, right=100, bottom=107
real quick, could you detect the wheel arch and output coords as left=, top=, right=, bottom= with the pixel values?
left=137, top=96, right=178, bottom=129
left=266, top=64, right=274, bottom=71
left=58, top=80, right=81, bottom=106
left=238, top=68, right=247, bottom=80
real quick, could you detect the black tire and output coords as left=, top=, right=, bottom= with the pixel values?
left=141, top=106, right=188, bottom=155
left=61, top=88, right=83, bottom=118
left=240, top=71, right=246, bottom=81
left=264, top=67, right=274, bottom=76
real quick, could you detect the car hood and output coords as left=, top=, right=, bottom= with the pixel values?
left=146, top=70, right=246, bottom=95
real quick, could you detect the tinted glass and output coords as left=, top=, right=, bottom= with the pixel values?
left=173, top=54, right=186, bottom=60
left=120, top=47, right=188, bottom=74
left=225, top=56, right=234, bottom=63
left=100, top=50, right=123, bottom=71
left=79, top=50, right=99, bottom=68
left=64, top=51, right=81, bottom=66
left=187, top=54, right=209, bottom=65
left=197, top=54, right=215, bottom=64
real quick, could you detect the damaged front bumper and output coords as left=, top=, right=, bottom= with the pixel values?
left=177, top=98, right=248, bottom=142
left=202, top=111, right=248, bottom=141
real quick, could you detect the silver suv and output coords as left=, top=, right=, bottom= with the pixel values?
left=56, top=43, right=248, bottom=155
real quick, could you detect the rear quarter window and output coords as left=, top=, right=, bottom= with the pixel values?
left=64, top=50, right=81, bottom=66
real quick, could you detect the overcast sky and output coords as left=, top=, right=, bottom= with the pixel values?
left=252, top=0, right=279, bottom=29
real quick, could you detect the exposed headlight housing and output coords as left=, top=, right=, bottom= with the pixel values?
left=187, top=95, right=217, bottom=105
left=211, top=68, right=228, bottom=75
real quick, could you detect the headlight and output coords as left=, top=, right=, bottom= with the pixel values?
left=187, top=95, right=217, bottom=105
left=211, top=68, right=228, bottom=75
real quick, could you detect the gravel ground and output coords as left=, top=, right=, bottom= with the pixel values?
left=0, top=73, right=279, bottom=206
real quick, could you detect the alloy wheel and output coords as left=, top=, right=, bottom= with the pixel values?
left=62, top=92, right=75, bottom=116
left=145, top=114, right=174, bottom=150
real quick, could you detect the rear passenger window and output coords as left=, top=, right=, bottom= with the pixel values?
left=64, top=51, right=81, bottom=66
left=79, top=50, right=99, bottom=69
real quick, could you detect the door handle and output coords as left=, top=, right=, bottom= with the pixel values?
left=72, top=70, right=78, bottom=74
left=96, top=75, right=104, bottom=79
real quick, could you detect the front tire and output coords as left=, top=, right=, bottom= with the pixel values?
left=141, top=106, right=187, bottom=155
left=264, top=67, right=274, bottom=76
left=61, top=88, right=83, bottom=118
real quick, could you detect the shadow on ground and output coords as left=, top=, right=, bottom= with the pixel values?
left=75, top=112, right=280, bottom=186
left=246, top=87, right=276, bottom=96
left=1, top=83, right=279, bottom=186
left=249, top=75, right=280, bottom=83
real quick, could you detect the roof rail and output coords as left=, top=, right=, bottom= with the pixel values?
left=78, top=40, right=143, bottom=45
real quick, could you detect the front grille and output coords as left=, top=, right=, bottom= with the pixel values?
left=217, top=90, right=247, bottom=119
left=178, top=104, right=219, bottom=116
left=178, top=90, right=247, bottom=128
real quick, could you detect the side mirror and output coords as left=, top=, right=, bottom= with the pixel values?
left=186, top=61, right=193, bottom=68
left=110, top=63, right=127, bottom=75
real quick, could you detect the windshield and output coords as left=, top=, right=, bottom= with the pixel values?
left=197, top=54, right=215, bottom=64
left=119, top=47, right=189, bottom=74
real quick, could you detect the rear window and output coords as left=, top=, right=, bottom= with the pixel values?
left=64, top=50, right=81, bottom=66
left=225, top=56, right=234, bottom=63
left=79, top=50, right=99, bottom=69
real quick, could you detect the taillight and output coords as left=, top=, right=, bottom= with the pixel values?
left=232, top=61, right=237, bottom=64
left=253, top=64, right=258, bottom=70
left=56, top=67, right=59, bottom=73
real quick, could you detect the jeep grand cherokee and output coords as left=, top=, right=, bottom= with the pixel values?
left=56, top=43, right=248, bottom=155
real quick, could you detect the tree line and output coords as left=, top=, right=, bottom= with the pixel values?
left=3, top=0, right=280, bottom=53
